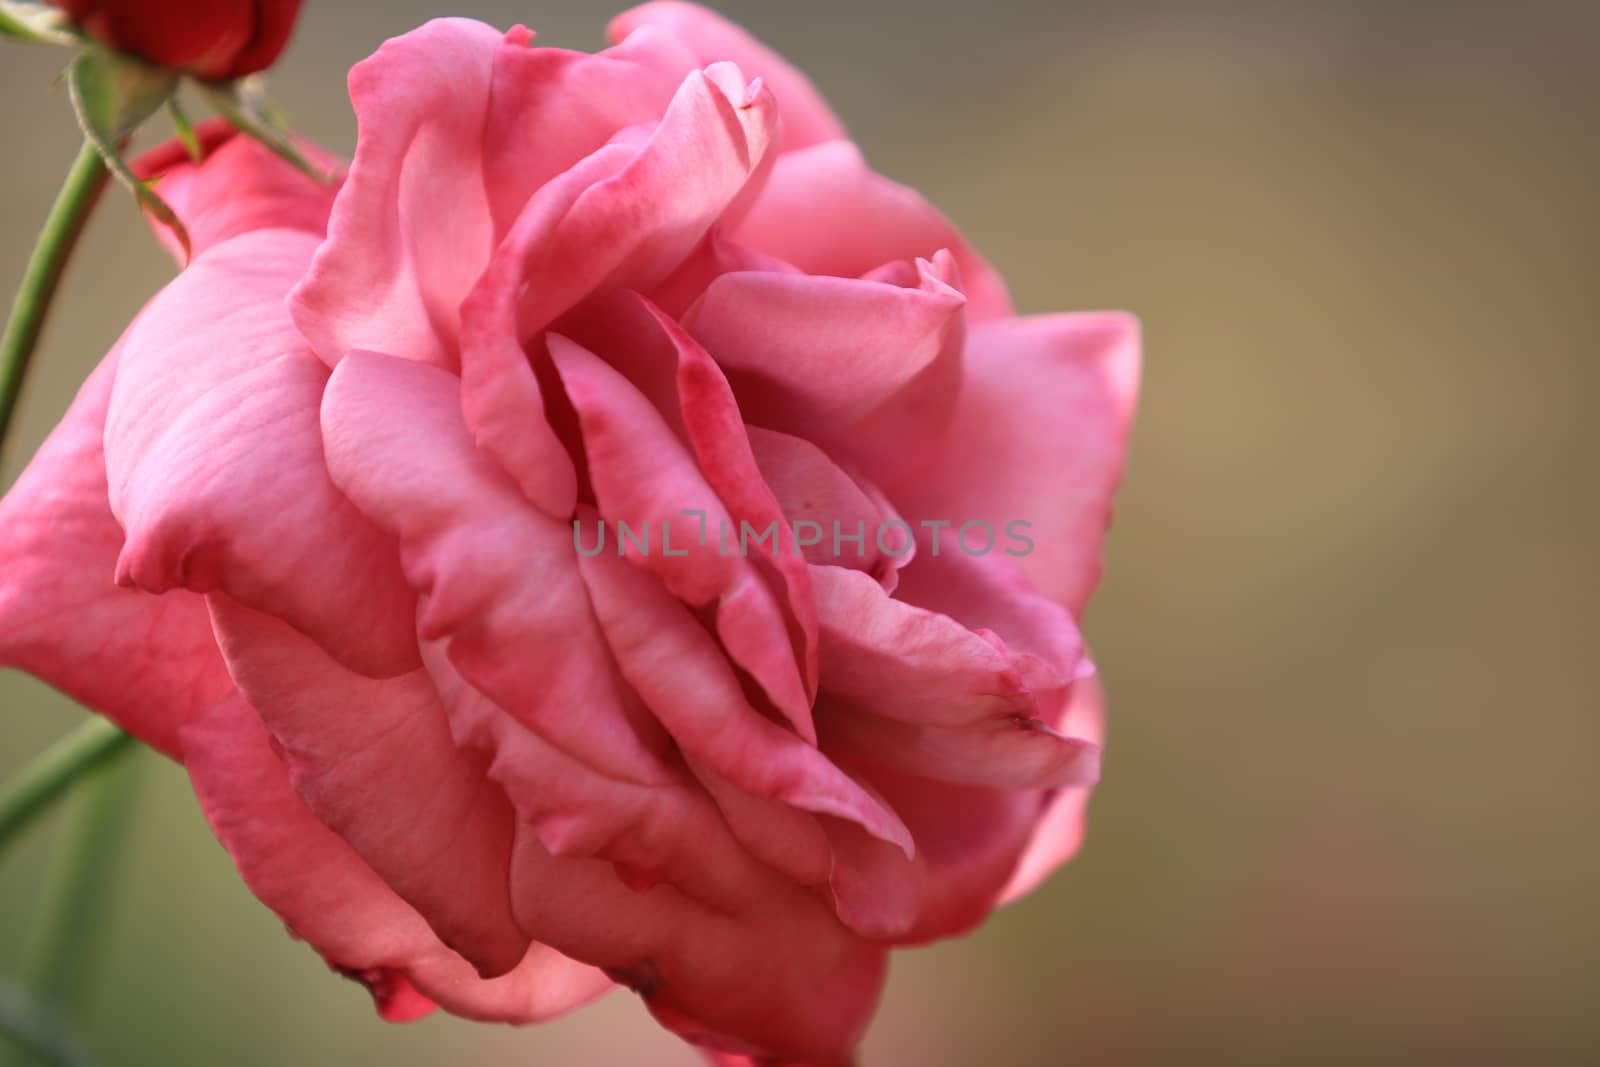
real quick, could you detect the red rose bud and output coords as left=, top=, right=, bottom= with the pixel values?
left=53, top=0, right=303, bottom=80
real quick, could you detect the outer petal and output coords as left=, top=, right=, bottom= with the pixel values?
left=608, top=2, right=848, bottom=151
left=895, top=313, right=1141, bottom=616
left=506, top=824, right=886, bottom=1064
left=734, top=140, right=1013, bottom=320
left=206, top=598, right=529, bottom=977
left=458, top=63, right=777, bottom=515
left=0, top=352, right=230, bottom=758
left=132, top=120, right=341, bottom=264
left=181, top=694, right=611, bottom=1023
left=999, top=670, right=1108, bottom=904
left=103, top=230, right=419, bottom=678
left=289, top=18, right=503, bottom=370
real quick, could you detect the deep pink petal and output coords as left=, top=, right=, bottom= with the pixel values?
left=289, top=18, right=503, bottom=370
left=458, top=63, right=776, bottom=515
left=0, top=352, right=230, bottom=758
left=103, top=230, right=419, bottom=678
left=319, top=350, right=667, bottom=785
left=734, top=140, right=1012, bottom=320
left=181, top=694, right=611, bottom=1023
left=132, top=120, right=341, bottom=264
left=548, top=334, right=813, bottom=740
left=206, top=597, right=530, bottom=977
left=894, top=312, right=1141, bottom=616
left=608, top=2, right=847, bottom=151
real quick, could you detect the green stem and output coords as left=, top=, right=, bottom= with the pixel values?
left=0, top=720, right=131, bottom=850
left=0, top=140, right=109, bottom=467
left=0, top=746, right=136, bottom=1067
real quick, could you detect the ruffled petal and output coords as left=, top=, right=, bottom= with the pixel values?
left=103, top=230, right=419, bottom=678
left=810, top=564, right=1051, bottom=726
left=458, top=62, right=777, bottom=515
left=576, top=542, right=910, bottom=857
left=548, top=334, right=812, bottom=740
left=0, top=352, right=230, bottom=758
left=734, top=140, right=1012, bottom=320
left=895, top=313, right=1141, bottom=616
left=181, top=694, right=611, bottom=1023
left=132, top=120, right=341, bottom=264
left=682, top=264, right=964, bottom=431
left=319, top=350, right=666, bottom=785
left=608, top=2, right=847, bottom=151
left=289, top=18, right=503, bottom=370
left=206, top=597, right=530, bottom=976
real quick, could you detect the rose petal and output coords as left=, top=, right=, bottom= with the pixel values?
left=548, top=334, right=813, bottom=740
left=207, top=597, right=530, bottom=977
left=319, top=350, right=667, bottom=785
left=734, top=140, right=1012, bottom=320
left=608, top=2, right=848, bottom=151
left=103, top=230, right=420, bottom=678
left=0, top=352, right=230, bottom=758
left=181, top=693, right=611, bottom=1023
left=894, top=312, right=1141, bottom=616
left=131, top=120, right=341, bottom=264
left=289, top=18, right=503, bottom=370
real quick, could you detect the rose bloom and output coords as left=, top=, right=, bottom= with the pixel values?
left=52, top=0, right=302, bottom=79
left=0, top=4, right=1138, bottom=1064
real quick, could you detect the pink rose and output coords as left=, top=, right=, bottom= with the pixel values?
left=0, top=4, right=1138, bottom=1063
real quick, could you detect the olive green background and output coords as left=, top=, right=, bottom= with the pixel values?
left=2, top=2, right=1595, bottom=1064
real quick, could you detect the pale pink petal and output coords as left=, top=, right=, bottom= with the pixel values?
left=319, top=350, right=667, bottom=785
left=289, top=18, right=503, bottom=370
left=458, top=64, right=776, bottom=515
left=809, top=564, right=1051, bottom=727
left=206, top=597, right=530, bottom=977
left=0, top=352, right=231, bottom=758
left=608, top=2, right=847, bottom=151
left=548, top=335, right=813, bottom=740
left=1000, top=670, right=1108, bottom=904
left=734, top=140, right=1012, bottom=320
left=103, top=230, right=419, bottom=678
left=895, top=313, right=1141, bottom=615
left=132, top=120, right=342, bottom=264
left=181, top=694, right=611, bottom=1023
left=682, top=266, right=964, bottom=431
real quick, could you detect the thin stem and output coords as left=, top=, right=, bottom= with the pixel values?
left=0, top=720, right=131, bottom=851
left=0, top=746, right=137, bottom=1067
left=0, top=140, right=109, bottom=467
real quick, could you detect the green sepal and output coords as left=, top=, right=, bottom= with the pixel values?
left=66, top=46, right=187, bottom=256
left=203, top=77, right=330, bottom=184
left=166, top=95, right=202, bottom=161
left=0, top=0, right=82, bottom=45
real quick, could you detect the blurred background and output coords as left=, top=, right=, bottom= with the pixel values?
left=2, top=1, right=1596, bottom=1064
